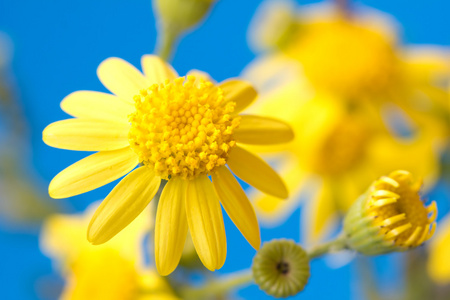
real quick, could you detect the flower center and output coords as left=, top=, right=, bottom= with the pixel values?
left=305, top=116, right=369, bottom=175
left=285, top=20, right=399, bottom=99
left=366, top=170, right=437, bottom=247
left=63, top=249, right=139, bottom=300
left=128, top=76, right=240, bottom=180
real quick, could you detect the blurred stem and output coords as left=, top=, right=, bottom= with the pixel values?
left=335, top=0, right=351, bottom=18
left=180, top=270, right=253, bottom=299
left=404, top=250, right=434, bottom=300
left=355, top=257, right=384, bottom=300
left=156, top=24, right=181, bottom=62
left=307, top=233, right=348, bottom=259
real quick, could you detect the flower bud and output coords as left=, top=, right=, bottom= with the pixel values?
left=344, top=170, right=437, bottom=255
left=252, top=239, right=310, bottom=298
left=153, top=0, right=215, bottom=33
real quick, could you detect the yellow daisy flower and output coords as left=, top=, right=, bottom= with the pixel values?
left=246, top=2, right=449, bottom=132
left=243, top=2, right=446, bottom=244
left=41, top=204, right=178, bottom=300
left=241, top=89, right=440, bottom=244
left=42, top=55, right=292, bottom=275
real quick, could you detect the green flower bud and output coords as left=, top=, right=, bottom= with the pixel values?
left=153, top=0, right=215, bottom=33
left=344, top=170, right=437, bottom=255
left=252, top=239, right=310, bottom=298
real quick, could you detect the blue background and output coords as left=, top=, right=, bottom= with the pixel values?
left=0, top=0, right=448, bottom=299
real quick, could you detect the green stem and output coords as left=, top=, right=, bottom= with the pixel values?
left=307, top=234, right=348, bottom=259
left=180, top=270, right=253, bottom=299
left=156, top=24, right=181, bottom=62
left=335, top=0, right=351, bottom=18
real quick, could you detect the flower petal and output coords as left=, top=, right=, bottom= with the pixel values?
left=88, top=166, right=160, bottom=245
left=185, top=175, right=227, bottom=271
left=155, top=178, right=188, bottom=276
left=251, top=159, right=307, bottom=224
left=49, top=148, right=138, bottom=199
left=227, top=146, right=288, bottom=199
left=43, top=119, right=130, bottom=151
left=212, top=166, right=261, bottom=250
left=302, top=179, right=339, bottom=245
left=234, top=115, right=294, bottom=145
left=141, top=55, right=178, bottom=85
left=97, top=57, right=150, bottom=103
left=61, top=91, right=134, bottom=122
left=219, top=79, right=257, bottom=114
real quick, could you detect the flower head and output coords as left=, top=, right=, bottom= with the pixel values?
left=344, top=170, right=437, bottom=255
left=43, top=55, right=292, bottom=275
left=252, top=239, right=310, bottom=298
left=128, top=76, right=239, bottom=180
left=284, top=20, right=399, bottom=100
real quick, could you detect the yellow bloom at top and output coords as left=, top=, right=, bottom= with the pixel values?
left=42, top=55, right=292, bottom=275
left=284, top=19, right=399, bottom=100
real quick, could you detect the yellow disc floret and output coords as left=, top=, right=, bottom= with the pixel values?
left=128, top=76, right=240, bottom=180
left=367, top=170, right=437, bottom=248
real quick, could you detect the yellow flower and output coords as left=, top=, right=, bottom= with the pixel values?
left=243, top=3, right=445, bottom=244
left=42, top=55, right=292, bottom=275
left=344, top=170, right=437, bottom=255
left=40, top=204, right=178, bottom=300
left=242, top=89, right=440, bottom=244
left=428, top=214, right=450, bottom=284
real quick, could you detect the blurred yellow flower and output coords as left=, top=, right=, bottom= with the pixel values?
left=43, top=55, right=292, bottom=275
left=428, top=214, right=450, bottom=284
left=243, top=2, right=446, bottom=244
left=40, top=204, right=178, bottom=300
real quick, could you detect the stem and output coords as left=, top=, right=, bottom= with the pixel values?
left=307, top=234, right=348, bottom=259
left=156, top=24, right=181, bottom=62
left=335, top=0, right=351, bottom=18
left=180, top=270, right=253, bottom=299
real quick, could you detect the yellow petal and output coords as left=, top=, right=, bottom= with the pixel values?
left=49, top=148, right=138, bottom=199
left=88, top=166, right=160, bottom=245
left=302, top=178, right=339, bottom=245
left=141, top=55, right=178, bottom=85
left=187, top=69, right=213, bottom=82
left=185, top=175, right=227, bottom=271
left=212, top=166, right=261, bottom=249
left=43, top=119, right=130, bottom=151
left=219, top=79, right=257, bottom=114
left=227, top=146, right=288, bottom=198
left=234, top=115, right=294, bottom=145
left=97, top=57, right=150, bottom=103
left=251, top=158, right=307, bottom=224
left=155, top=178, right=188, bottom=276
left=61, top=91, right=134, bottom=122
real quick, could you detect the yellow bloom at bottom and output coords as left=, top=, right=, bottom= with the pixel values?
left=428, top=215, right=450, bottom=284
left=61, top=249, right=139, bottom=300
left=344, top=170, right=437, bottom=255
left=40, top=205, right=178, bottom=300
left=42, top=55, right=292, bottom=275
